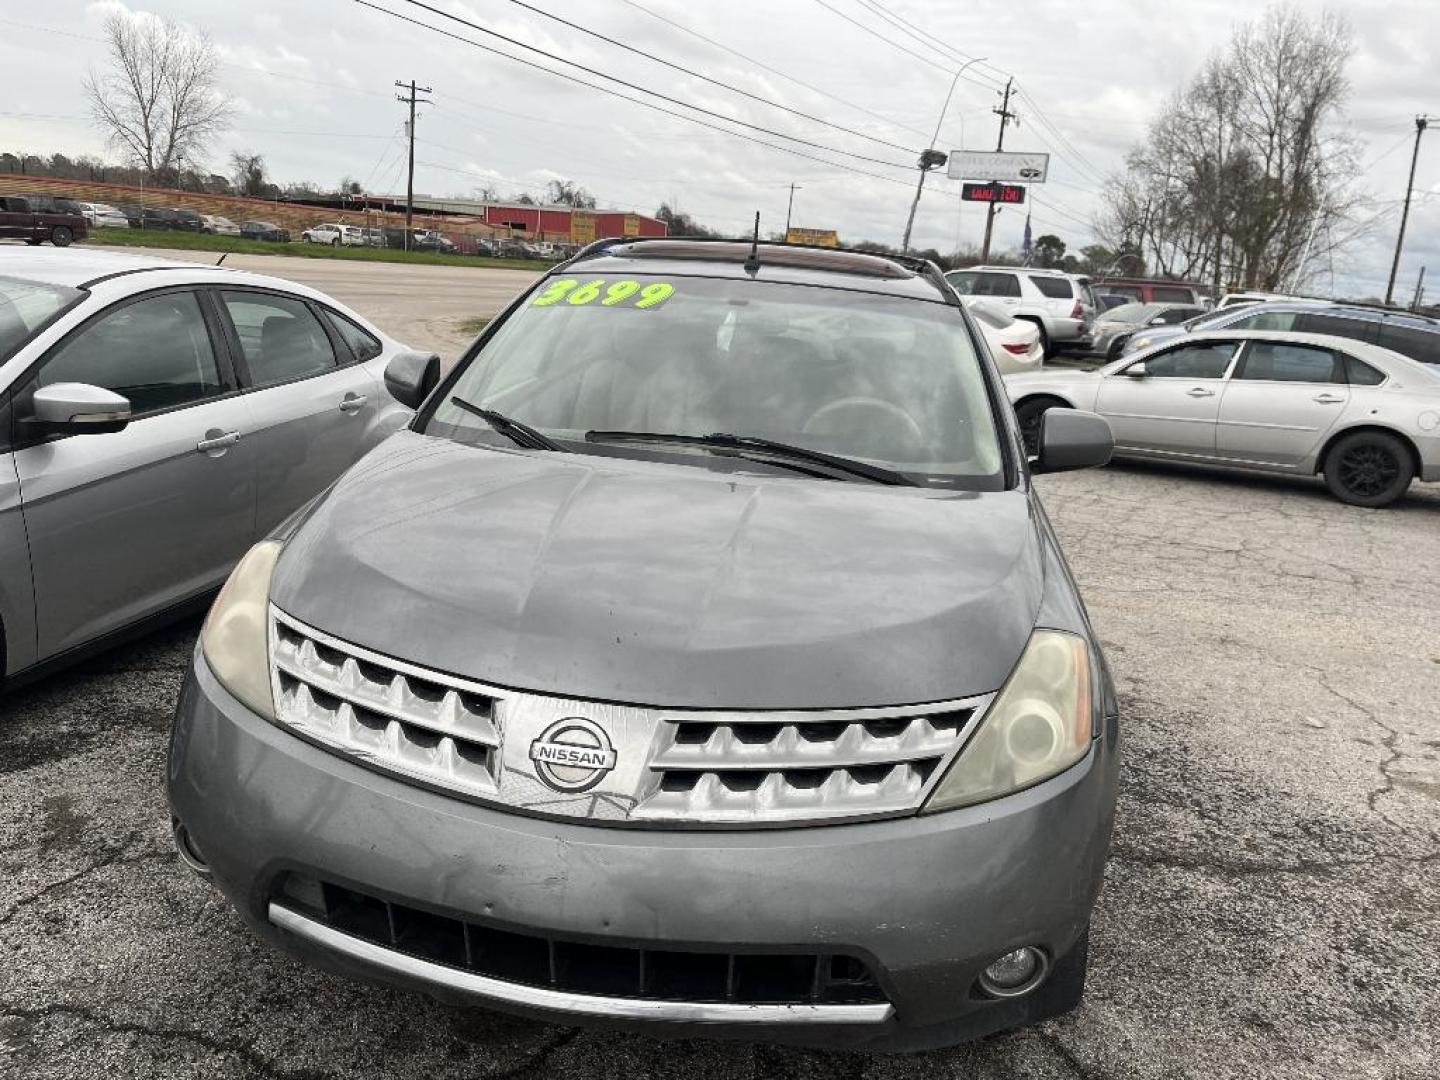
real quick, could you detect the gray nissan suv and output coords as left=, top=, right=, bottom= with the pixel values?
left=168, top=239, right=1121, bottom=1051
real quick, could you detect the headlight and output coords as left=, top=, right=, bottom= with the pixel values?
left=200, top=540, right=283, bottom=721
left=922, top=630, right=1093, bottom=813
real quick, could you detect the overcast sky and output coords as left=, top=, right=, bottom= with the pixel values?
left=2, top=0, right=1438, bottom=297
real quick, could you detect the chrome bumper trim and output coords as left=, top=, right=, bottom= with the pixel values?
left=269, top=903, right=896, bottom=1025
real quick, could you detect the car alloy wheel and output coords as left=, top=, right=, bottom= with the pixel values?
left=1324, top=431, right=1414, bottom=508
left=1014, top=397, right=1067, bottom=459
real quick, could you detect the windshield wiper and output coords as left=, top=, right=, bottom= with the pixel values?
left=584, top=430, right=917, bottom=486
left=450, top=396, right=563, bottom=451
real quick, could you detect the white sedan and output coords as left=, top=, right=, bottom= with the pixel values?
left=966, top=299, right=1043, bottom=375
left=77, top=202, right=129, bottom=229
left=1006, top=330, right=1440, bottom=507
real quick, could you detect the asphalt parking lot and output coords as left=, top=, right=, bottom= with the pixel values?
left=85, top=245, right=544, bottom=363
left=2, top=459, right=1437, bottom=1079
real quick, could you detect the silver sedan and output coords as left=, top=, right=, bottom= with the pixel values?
left=1006, top=330, right=1440, bottom=506
left=0, top=248, right=423, bottom=682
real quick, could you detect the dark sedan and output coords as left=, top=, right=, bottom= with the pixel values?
left=240, top=220, right=291, bottom=243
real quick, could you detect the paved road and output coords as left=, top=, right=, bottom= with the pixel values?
left=2, top=464, right=1437, bottom=1079
left=92, top=246, right=544, bottom=363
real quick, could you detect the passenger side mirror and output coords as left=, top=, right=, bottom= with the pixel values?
left=31, top=383, right=132, bottom=434
left=1035, top=409, right=1113, bottom=473
left=384, top=350, right=441, bottom=409
left=1124, top=362, right=1148, bottom=378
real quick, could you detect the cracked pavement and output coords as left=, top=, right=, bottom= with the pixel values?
left=1, top=459, right=1437, bottom=1079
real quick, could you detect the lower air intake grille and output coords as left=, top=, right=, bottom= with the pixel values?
left=274, top=874, right=886, bottom=1006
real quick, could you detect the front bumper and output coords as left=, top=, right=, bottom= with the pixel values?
left=169, top=650, right=1118, bottom=1051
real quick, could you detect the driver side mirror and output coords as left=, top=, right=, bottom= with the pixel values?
left=1149, top=316, right=1168, bottom=325
left=1124, top=362, right=1149, bottom=378
left=384, top=350, right=441, bottom=409
left=1035, top=409, right=1114, bottom=473
left=31, top=383, right=132, bottom=434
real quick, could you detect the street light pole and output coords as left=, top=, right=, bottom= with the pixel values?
left=901, top=57, right=987, bottom=254
left=785, top=183, right=801, bottom=235
left=1385, top=115, right=1430, bottom=306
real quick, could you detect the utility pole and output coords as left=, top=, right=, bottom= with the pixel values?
left=979, top=78, right=1016, bottom=262
left=785, top=183, right=801, bottom=236
left=1385, top=115, right=1429, bottom=306
left=901, top=57, right=987, bottom=254
left=1411, top=265, right=1426, bottom=312
left=395, top=79, right=432, bottom=252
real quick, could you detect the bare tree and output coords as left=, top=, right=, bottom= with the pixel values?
left=84, top=11, right=231, bottom=182
left=1099, top=3, right=1361, bottom=290
left=546, top=179, right=597, bottom=209
left=230, top=151, right=268, bottom=197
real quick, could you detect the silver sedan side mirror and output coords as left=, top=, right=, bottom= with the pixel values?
left=32, top=383, right=132, bottom=433
left=1124, top=362, right=1149, bottom=378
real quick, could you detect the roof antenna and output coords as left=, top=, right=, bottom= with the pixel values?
left=743, top=211, right=761, bottom=276
left=215, top=252, right=229, bottom=267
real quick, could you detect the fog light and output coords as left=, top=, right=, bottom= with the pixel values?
left=978, top=946, right=1048, bottom=998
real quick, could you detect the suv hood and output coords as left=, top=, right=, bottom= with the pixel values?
left=272, top=432, right=1045, bottom=710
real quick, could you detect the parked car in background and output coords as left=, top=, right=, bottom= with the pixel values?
left=302, top=223, right=346, bottom=245
left=1090, top=302, right=1206, bottom=360
left=338, top=225, right=365, bottom=247
left=77, top=202, right=129, bottom=229
left=200, top=214, right=241, bottom=237
left=965, top=298, right=1044, bottom=374
left=167, top=208, right=203, bottom=232
left=1120, top=301, right=1440, bottom=366
left=0, top=247, right=424, bottom=683
left=471, top=238, right=497, bottom=257
left=945, top=266, right=1095, bottom=358
left=1007, top=330, right=1440, bottom=506
left=1215, top=291, right=1312, bottom=310
left=360, top=227, right=386, bottom=247
left=411, top=229, right=457, bottom=254
left=169, top=238, right=1119, bottom=1051
left=1090, top=279, right=1209, bottom=307
left=241, top=221, right=291, bottom=243
left=0, top=195, right=88, bottom=247
left=1093, top=293, right=1132, bottom=313
left=113, top=204, right=170, bottom=230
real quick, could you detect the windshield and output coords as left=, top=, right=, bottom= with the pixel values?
left=0, top=276, right=83, bottom=359
left=427, top=273, right=1005, bottom=489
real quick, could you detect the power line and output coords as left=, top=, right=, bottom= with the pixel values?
left=852, top=0, right=1004, bottom=87
left=808, top=0, right=997, bottom=90
left=354, top=1, right=917, bottom=189
left=384, top=0, right=911, bottom=170
left=487, top=0, right=916, bottom=155
left=617, top=0, right=930, bottom=141
left=851, top=0, right=1014, bottom=85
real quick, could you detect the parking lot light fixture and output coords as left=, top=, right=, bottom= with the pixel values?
left=901, top=57, right=987, bottom=255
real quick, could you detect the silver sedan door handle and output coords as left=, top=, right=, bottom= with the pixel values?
left=1313, top=392, right=1346, bottom=404
left=196, top=430, right=241, bottom=454
left=1186, top=387, right=1215, bottom=398
left=338, top=393, right=368, bottom=413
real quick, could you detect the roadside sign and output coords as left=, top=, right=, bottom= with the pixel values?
left=961, top=182, right=1026, bottom=204
left=786, top=228, right=839, bottom=247
left=623, top=213, right=641, bottom=237
left=947, top=151, right=1049, bottom=184
left=571, top=211, right=596, bottom=245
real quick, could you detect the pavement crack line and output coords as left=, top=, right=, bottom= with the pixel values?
left=479, top=1027, right=582, bottom=1079
left=1036, top=1029, right=1109, bottom=1080
left=0, top=1001, right=334, bottom=1080
left=1108, top=845, right=1440, bottom=880
left=0, top=833, right=172, bottom=928
left=1309, top=666, right=1406, bottom=826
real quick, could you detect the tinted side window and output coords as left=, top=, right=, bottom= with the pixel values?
left=1152, top=286, right=1194, bottom=303
left=324, top=309, right=383, bottom=362
left=1376, top=322, right=1440, bottom=365
left=36, top=291, right=224, bottom=414
left=1228, top=310, right=1297, bottom=331
left=1345, top=356, right=1386, bottom=385
left=1294, top=312, right=1372, bottom=343
left=1236, top=342, right=1341, bottom=383
left=1028, top=276, right=1073, bottom=299
left=220, top=291, right=337, bottom=387
left=1141, top=342, right=1237, bottom=379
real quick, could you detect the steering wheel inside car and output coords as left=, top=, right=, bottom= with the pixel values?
left=801, top=397, right=925, bottom=446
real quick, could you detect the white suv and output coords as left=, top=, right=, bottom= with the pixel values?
left=945, top=267, right=1096, bottom=357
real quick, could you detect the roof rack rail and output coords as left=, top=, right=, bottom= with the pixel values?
left=563, top=235, right=959, bottom=306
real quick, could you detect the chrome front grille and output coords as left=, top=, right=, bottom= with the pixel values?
left=270, top=607, right=991, bottom=827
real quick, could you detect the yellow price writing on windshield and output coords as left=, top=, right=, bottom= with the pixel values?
left=530, top=278, right=675, bottom=310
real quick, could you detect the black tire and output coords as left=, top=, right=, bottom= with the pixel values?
left=1027, top=321, right=1053, bottom=360
left=51, top=226, right=74, bottom=247
left=1107, top=335, right=1129, bottom=362
left=1015, top=396, right=1069, bottom=458
left=331, top=237, right=340, bottom=246
left=1323, top=430, right=1414, bottom=507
